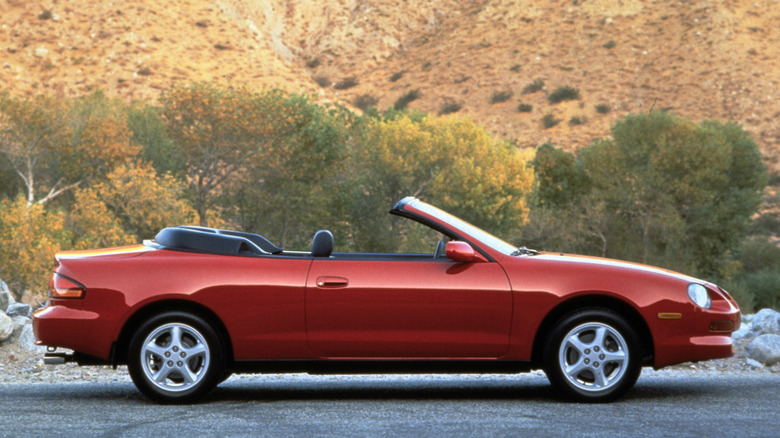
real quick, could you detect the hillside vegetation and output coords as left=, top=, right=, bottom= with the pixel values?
left=0, top=1, right=778, bottom=310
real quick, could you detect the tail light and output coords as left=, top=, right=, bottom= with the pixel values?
left=49, top=273, right=86, bottom=298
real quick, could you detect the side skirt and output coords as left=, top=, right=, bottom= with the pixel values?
left=229, top=360, right=533, bottom=375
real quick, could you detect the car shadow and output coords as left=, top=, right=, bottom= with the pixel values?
left=207, top=374, right=558, bottom=403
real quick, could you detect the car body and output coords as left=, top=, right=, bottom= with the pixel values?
left=34, top=197, right=740, bottom=403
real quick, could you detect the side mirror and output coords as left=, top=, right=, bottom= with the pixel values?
left=445, top=241, right=487, bottom=263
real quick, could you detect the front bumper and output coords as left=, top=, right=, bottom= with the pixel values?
left=652, top=304, right=740, bottom=368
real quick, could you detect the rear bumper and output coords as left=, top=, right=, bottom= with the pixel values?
left=33, top=305, right=114, bottom=361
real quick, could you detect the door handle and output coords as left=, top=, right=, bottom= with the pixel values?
left=316, top=276, right=349, bottom=288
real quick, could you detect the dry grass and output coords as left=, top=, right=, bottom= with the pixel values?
left=0, top=0, right=777, bottom=172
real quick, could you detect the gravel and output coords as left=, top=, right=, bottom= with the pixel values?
left=1, top=337, right=778, bottom=385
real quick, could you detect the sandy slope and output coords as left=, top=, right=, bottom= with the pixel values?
left=0, top=0, right=778, bottom=172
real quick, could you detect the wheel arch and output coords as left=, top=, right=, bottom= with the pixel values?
left=530, top=294, right=654, bottom=368
left=112, top=300, right=234, bottom=367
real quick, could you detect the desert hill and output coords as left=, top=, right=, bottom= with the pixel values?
left=1, top=0, right=778, bottom=172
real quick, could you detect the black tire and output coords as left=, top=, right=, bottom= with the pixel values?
left=128, top=311, right=225, bottom=404
left=543, top=308, right=642, bottom=403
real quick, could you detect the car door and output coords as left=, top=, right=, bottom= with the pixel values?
left=305, top=256, right=512, bottom=358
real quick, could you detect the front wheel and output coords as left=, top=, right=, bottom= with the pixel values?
left=128, top=311, right=224, bottom=403
left=543, top=309, right=642, bottom=402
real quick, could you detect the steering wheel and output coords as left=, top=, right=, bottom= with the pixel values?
left=434, top=240, right=445, bottom=260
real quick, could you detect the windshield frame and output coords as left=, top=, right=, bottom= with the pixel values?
left=393, top=197, right=518, bottom=257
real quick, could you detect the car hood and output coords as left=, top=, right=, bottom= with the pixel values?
left=527, top=252, right=703, bottom=284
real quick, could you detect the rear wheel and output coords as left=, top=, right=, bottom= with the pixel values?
left=543, top=309, right=642, bottom=402
left=128, top=311, right=224, bottom=403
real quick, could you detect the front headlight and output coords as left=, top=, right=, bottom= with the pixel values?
left=687, top=283, right=711, bottom=309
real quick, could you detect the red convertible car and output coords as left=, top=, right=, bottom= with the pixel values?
left=34, top=197, right=740, bottom=403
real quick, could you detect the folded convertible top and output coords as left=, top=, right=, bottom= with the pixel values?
left=153, top=226, right=283, bottom=256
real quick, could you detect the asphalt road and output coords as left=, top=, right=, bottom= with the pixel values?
left=1, top=371, right=778, bottom=437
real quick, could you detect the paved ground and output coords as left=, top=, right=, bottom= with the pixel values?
left=1, top=371, right=778, bottom=437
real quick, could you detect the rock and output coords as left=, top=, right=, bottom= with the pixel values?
left=0, top=279, right=10, bottom=312
left=6, top=303, right=32, bottom=318
left=746, top=334, right=780, bottom=366
left=0, top=312, right=13, bottom=342
left=745, top=358, right=764, bottom=369
left=18, top=324, right=46, bottom=353
left=11, top=316, right=30, bottom=341
left=732, top=326, right=754, bottom=341
left=751, top=309, right=780, bottom=335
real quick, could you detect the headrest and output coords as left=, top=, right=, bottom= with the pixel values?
left=311, top=230, right=333, bottom=257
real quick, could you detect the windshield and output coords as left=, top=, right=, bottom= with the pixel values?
left=411, top=200, right=518, bottom=256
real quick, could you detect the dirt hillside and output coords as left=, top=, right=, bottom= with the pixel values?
left=1, top=0, right=778, bottom=171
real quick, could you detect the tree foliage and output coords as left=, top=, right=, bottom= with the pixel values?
left=0, top=92, right=139, bottom=206
left=0, top=93, right=69, bottom=205
left=226, top=92, right=352, bottom=248
left=525, top=111, right=767, bottom=279
left=0, top=86, right=774, bottom=309
left=342, top=113, right=534, bottom=252
left=126, top=102, right=185, bottom=178
left=160, top=83, right=274, bottom=226
left=70, top=163, right=196, bottom=244
left=0, top=196, right=69, bottom=300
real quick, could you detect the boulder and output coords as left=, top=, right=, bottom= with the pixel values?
left=746, top=334, right=780, bottom=366
left=6, top=303, right=32, bottom=318
left=731, top=326, right=754, bottom=341
left=751, top=308, right=780, bottom=335
left=0, top=279, right=10, bottom=312
left=11, top=316, right=31, bottom=341
left=18, top=324, right=46, bottom=353
left=0, top=311, right=13, bottom=342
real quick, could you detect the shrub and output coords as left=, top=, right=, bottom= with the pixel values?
left=542, top=114, right=560, bottom=129
left=595, top=104, right=611, bottom=114
left=522, top=79, right=545, bottom=94
left=438, top=99, right=462, bottom=115
left=393, top=89, right=421, bottom=110
left=334, top=77, right=358, bottom=90
left=744, top=268, right=780, bottom=310
left=603, top=40, right=616, bottom=49
left=739, top=237, right=780, bottom=274
left=548, top=86, right=580, bottom=104
left=314, top=76, right=331, bottom=87
left=353, top=94, right=378, bottom=111
left=510, top=64, right=521, bottom=72
left=490, top=90, right=513, bottom=104
left=517, top=103, right=532, bottom=113
left=569, top=116, right=586, bottom=126
left=390, top=71, right=405, bottom=82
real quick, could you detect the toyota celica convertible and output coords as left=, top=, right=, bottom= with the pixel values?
left=33, top=197, right=740, bottom=403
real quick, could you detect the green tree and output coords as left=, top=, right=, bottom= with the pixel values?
left=160, top=83, right=273, bottom=226
left=0, top=92, right=139, bottom=207
left=525, top=111, right=767, bottom=279
left=126, top=102, right=185, bottom=178
left=0, top=93, right=69, bottom=206
left=343, top=113, right=534, bottom=252
left=227, top=92, right=352, bottom=248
